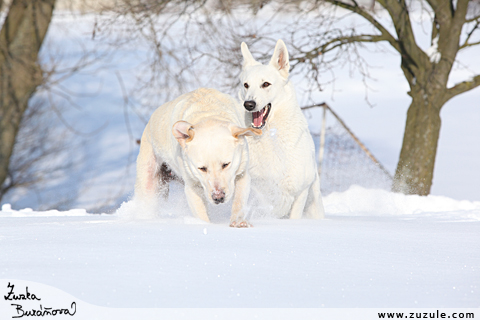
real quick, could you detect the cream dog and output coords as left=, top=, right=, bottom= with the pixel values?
left=239, top=40, right=325, bottom=219
left=134, top=88, right=261, bottom=227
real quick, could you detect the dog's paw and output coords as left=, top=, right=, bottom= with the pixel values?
left=229, top=220, right=253, bottom=228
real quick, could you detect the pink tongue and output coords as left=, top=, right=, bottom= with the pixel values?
left=253, top=110, right=263, bottom=127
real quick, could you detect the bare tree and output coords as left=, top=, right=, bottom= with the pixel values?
left=0, top=97, right=79, bottom=208
left=312, top=0, right=480, bottom=195
left=0, top=0, right=56, bottom=191
left=1, top=0, right=122, bottom=209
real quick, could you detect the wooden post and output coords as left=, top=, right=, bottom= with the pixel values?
left=318, top=105, right=327, bottom=181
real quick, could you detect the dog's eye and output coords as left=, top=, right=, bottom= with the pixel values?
left=222, top=162, right=230, bottom=169
left=261, top=82, right=271, bottom=88
left=244, top=83, right=249, bottom=89
left=198, top=167, right=207, bottom=173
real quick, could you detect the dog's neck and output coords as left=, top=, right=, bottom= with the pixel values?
left=268, top=81, right=303, bottom=125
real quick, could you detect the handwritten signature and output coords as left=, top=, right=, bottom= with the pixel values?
left=4, top=282, right=76, bottom=318
left=4, top=282, right=41, bottom=301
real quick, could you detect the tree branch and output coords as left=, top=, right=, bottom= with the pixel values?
left=459, top=20, right=480, bottom=49
left=376, top=0, right=422, bottom=50
left=445, top=74, right=480, bottom=102
left=460, top=40, right=480, bottom=49
left=424, top=0, right=439, bottom=11
left=466, top=15, right=480, bottom=23
left=453, top=0, right=469, bottom=25
left=323, top=0, right=401, bottom=53
left=435, top=0, right=469, bottom=70
left=425, top=0, right=452, bottom=26
left=376, top=0, right=431, bottom=78
left=292, top=34, right=390, bottom=60
left=0, top=0, right=28, bottom=64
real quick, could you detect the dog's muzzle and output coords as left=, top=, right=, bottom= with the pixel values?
left=212, top=189, right=226, bottom=204
left=250, top=103, right=271, bottom=129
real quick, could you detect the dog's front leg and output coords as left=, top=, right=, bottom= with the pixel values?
left=135, top=136, right=160, bottom=200
left=229, top=173, right=253, bottom=228
left=304, top=176, right=325, bottom=219
left=289, top=187, right=309, bottom=219
left=184, top=184, right=210, bottom=223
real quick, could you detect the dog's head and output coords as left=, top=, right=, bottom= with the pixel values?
left=173, top=119, right=261, bottom=205
left=239, top=39, right=290, bottom=130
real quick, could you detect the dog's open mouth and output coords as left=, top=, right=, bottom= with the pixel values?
left=251, top=103, right=271, bottom=129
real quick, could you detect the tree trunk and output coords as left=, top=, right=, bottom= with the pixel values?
left=0, top=0, right=55, bottom=197
left=392, top=93, right=442, bottom=195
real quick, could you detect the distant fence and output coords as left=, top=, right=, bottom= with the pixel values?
left=301, top=103, right=393, bottom=195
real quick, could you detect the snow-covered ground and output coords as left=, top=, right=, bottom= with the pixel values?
left=1, top=187, right=479, bottom=311
left=1, top=8, right=480, bottom=317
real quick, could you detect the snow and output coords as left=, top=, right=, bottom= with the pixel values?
left=1, top=8, right=480, bottom=315
left=326, top=185, right=480, bottom=219
left=426, top=35, right=441, bottom=64
left=0, top=204, right=88, bottom=218
left=1, top=186, right=479, bottom=311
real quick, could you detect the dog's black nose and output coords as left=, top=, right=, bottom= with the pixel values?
left=212, top=189, right=226, bottom=204
left=244, top=100, right=256, bottom=111
left=213, top=197, right=225, bottom=204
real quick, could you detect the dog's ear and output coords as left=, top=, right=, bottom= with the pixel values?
left=172, top=120, right=195, bottom=148
left=269, top=39, right=290, bottom=79
left=230, top=125, right=263, bottom=139
left=241, top=42, right=258, bottom=69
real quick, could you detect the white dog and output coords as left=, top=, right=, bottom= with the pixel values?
left=239, top=39, right=325, bottom=219
left=134, top=88, right=261, bottom=227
